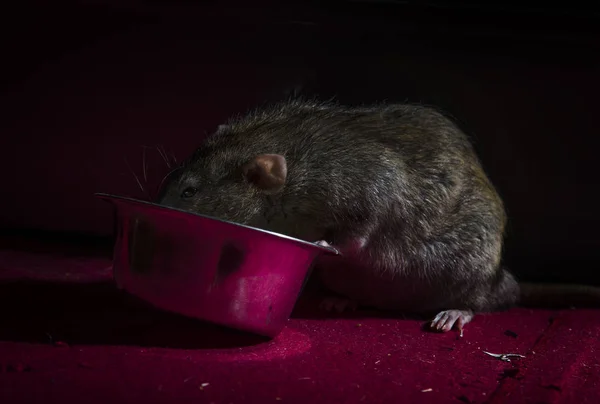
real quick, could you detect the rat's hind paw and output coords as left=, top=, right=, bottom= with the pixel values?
left=429, top=309, right=474, bottom=335
left=319, top=297, right=358, bottom=313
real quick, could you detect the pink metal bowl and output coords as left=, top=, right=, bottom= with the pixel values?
left=96, top=193, right=340, bottom=338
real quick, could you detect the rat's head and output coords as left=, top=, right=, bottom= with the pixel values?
left=155, top=101, right=335, bottom=241
left=157, top=141, right=288, bottom=228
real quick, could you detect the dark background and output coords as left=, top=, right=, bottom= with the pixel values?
left=1, top=0, right=599, bottom=284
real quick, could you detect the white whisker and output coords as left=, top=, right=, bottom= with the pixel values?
left=141, top=146, right=148, bottom=183
left=124, top=156, right=150, bottom=199
left=156, top=144, right=171, bottom=169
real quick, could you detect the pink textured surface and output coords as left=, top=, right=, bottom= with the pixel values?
left=1, top=239, right=599, bottom=404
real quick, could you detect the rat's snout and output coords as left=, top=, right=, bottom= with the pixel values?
left=155, top=186, right=181, bottom=208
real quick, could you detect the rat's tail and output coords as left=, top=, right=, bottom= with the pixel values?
left=518, top=282, right=600, bottom=308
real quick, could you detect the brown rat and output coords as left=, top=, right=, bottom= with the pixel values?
left=156, top=98, right=600, bottom=334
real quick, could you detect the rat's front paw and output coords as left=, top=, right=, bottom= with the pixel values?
left=315, top=240, right=341, bottom=255
left=319, top=296, right=358, bottom=313
left=429, top=309, right=474, bottom=336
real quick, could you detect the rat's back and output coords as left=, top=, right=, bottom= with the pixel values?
left=208, top=99, right=504, bottom=240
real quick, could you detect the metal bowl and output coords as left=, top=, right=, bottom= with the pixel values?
left=95, top=193, right=340, bottom=338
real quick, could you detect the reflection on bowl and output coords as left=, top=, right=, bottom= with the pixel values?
left=96, top=193, right=339, bottom=338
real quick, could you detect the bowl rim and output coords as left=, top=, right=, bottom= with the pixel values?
left=95, top=192, right=340, bottom=256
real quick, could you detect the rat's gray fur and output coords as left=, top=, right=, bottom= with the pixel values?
left=158, top=98, right=523, bottom=322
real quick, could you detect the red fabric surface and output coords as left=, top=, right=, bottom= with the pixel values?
left=1, top=238, right=599, bottom=404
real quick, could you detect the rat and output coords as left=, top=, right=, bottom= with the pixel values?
left=156, top=98, right=600, bottom=334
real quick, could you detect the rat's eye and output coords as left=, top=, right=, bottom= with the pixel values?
left=181, top=187, right=198, bottom=199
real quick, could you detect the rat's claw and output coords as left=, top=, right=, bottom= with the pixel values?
left=315, top=240, right=332, bottom=248
left=429, top=309, right=473, bottom=334
left=314, top=240, right=341, bottom=256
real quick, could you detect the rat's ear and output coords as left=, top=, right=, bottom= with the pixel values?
left=241, top=154, right=287, bottom=194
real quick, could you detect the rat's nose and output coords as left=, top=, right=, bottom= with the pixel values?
left=155, top=190, right=179, bottom=207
